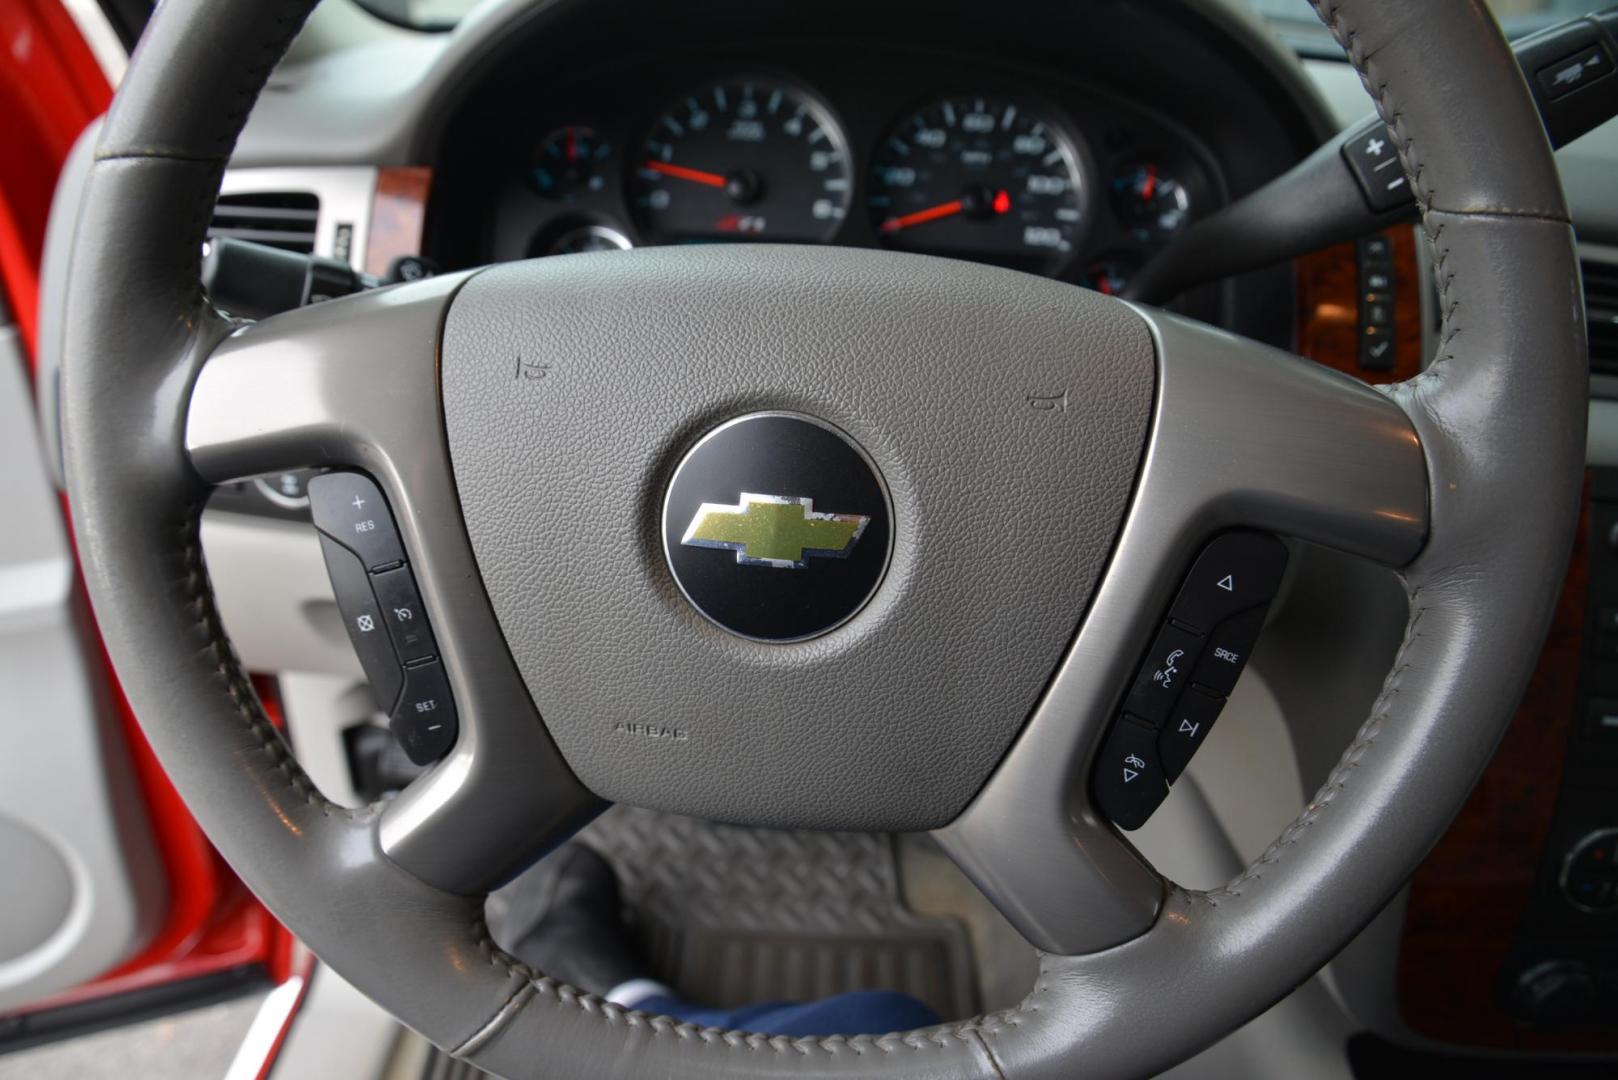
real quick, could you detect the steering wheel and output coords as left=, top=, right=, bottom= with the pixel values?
left=60, top=0, right=1586, bottom=1075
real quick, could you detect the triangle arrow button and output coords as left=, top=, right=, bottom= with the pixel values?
left=1216, top=574, right=1235, bottom=592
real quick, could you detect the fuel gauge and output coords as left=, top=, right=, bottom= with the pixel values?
left=1109, top=160, right=1190, bottom=243
left=531, top=126, right=614, bottom=202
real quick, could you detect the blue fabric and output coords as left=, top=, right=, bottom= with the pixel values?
left=634, top=990, right=941, bottom=1037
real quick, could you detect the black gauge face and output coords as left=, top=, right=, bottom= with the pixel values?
left=631, top=80, right=851, bottom=244
left=1109, top=160, right=1191, bottom=242
left=867, top=96, right=1085, bottom=273
left=531, top=126, right=613, bottom=201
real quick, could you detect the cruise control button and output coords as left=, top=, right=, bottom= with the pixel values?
left=1536, top=43, right=1612, bottom=101
left=1123, top=622, right=1203, bottom=726
left=316, top=536, right=402, bottom=711
left=309, top=471, right=405, bottom=571
left=391, top=660, right=458, bottom=765
left=1341, top=123, right=1413, bottom=213
left=1169, top=531, right=1288, bottom=633
left=1192, top=607, right=1266, bottom=696
left=371, top=566, right=438, bottom=665
left=1093, top=717, right=1168, bottom=831
left=1159, top=687, right=1225, bottom=782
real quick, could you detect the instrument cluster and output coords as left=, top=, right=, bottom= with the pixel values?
left=479, top=60, right=1220, bottom=295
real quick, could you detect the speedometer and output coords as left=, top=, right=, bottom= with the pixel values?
left=632, top=79, right=851, bottom=244
left=868, top=96, right=1086, bottom=274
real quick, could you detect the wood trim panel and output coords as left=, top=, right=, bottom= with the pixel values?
left=364, top=166, right=432, bottom=278
left=1294, top=225, right=1421, bottom=384
left=1395, top=485, right=1605, bottom=1050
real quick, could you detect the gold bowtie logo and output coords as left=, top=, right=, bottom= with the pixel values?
left=681, top=493, right=870, bottom=569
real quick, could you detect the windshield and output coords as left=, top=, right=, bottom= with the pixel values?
left=353, top=0, right=482, bottom=31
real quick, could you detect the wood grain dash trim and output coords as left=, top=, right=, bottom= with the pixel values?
left=365, top=166, right=432, bottom=278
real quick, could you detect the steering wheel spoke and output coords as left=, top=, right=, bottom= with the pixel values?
left=186, top=278, right=601, bottom=894
left=937, top=308, right=1428, bottom=956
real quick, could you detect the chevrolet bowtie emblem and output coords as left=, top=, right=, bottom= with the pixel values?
left=681, top=493, right=870, bottom=569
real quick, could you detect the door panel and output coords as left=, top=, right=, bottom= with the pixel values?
left=0, top=0, right=296, bottom=1037
left=0, top=310, right=165, bottom=1010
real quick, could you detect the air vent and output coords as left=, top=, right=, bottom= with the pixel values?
left=208, top=191, right=319, bottom=254
left=1587, top=258, right=1618, bottom=375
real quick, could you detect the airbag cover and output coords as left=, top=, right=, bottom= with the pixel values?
left=440, top=246, right=1154, bottom=830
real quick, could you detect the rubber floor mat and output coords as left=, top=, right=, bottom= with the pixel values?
left=575, top=805, right=978, bottom=1022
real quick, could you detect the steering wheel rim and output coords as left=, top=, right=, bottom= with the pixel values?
left=60, top=1, right=1586, bottom=1076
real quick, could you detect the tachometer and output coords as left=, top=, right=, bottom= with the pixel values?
left=631, top=79, right=850, bottom=244
left=868, top=95, right=1085, bottom=273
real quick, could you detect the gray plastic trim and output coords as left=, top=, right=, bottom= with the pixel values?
left=218, top=166, right=378, bottom=272
left=0, top=324, right=163, bottom=1007
left=201, top=512, right=364, bottom=680
left=277, top=673, right=375, bottom=810
left=934, top=306, right=1428, bottom=954
left=185, top=274, right=600, bottom=894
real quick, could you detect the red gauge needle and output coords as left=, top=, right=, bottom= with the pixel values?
left=880, top=189, right=1011, bottom=233
left=1140, top=164, right=1158, bottom=200
left=643, top=160, right=728, bottom=188
left=881, top=199, right=964, bottom=233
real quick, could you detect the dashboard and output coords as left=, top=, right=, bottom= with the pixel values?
left=425, top=0, right=1330, bottom=348
left=443, top=51, right=1220, bottom=296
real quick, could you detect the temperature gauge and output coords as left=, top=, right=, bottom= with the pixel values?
left=531, top=126, right=614, bottom=202
left=1084, top=257, right=1137, bottom=296
left=1109, top=160, right=1190, bottom=242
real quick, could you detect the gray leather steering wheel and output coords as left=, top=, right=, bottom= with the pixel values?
left=60, top=1, right=1587, bottom=1076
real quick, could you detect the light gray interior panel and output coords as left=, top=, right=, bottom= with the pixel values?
left=0, top=321, right=163, bottom=1010
left=201, top=512, right=363, bottom=681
